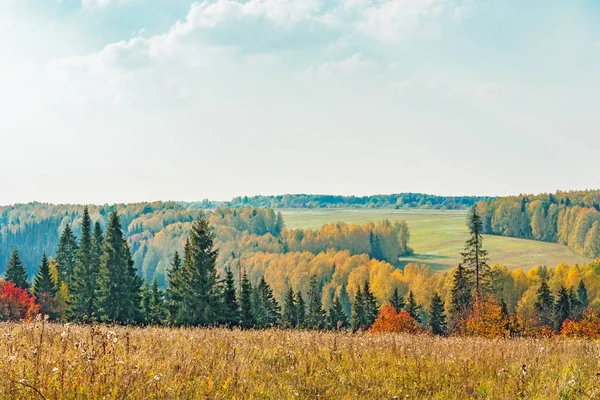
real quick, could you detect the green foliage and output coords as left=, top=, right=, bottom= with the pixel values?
left=461, top=208, right=490, bottom=293
left=221, top=268, right=239, bottom=326
left=405, top=290, right=421, bottom=324
left=428, top=292, right=447, bottom=335
left=282, top=286, right=297, bottom=328
left=5, top=249, right=29, bottom=290
left=56, top=224, right=79, bottom=286
left=389, top=287, right=404, bottom=312
left=239, top=271, right=254, bottom=328
left=328, top=294, right=349, bottom=329
left=252, top=277, right=281, bottom=328
left=450, top=264, right=472, bottom=327
left=33, top=253, right=56, bottom=299
left=535, top=279, right=554, bottom=328
left=70, top=207, right=99, bottom=319
left=306, top=275, right=326, bottom=329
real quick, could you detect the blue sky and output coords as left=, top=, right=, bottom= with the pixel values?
left=0, top=0, right=599, bottom=204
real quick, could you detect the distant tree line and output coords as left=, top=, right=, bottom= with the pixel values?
left=477, top=190, right=600, bottom=258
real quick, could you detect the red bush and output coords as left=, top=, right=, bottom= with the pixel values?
left=369, top=303, right=421, bottom=334
left=0, top=280, right=39, bottom=321
left=561, top=309, right=600, bottom=338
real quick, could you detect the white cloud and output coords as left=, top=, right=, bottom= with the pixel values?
left=81, top=0, right=134, bottom=9
left=297, top=53, right=376, bottom=78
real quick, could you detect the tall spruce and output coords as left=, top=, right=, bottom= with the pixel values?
left=70, top=206, right=97, bottom=319
left=56, top=223, right=79, bottom=286
left=96, top=211, right=142, bottom=324
left=328, top=294, right=349, bottom=330
left=166, top=250, right=183, bottom=324
left=460, top=208, right=490, bottom=295
left=221, top=268, right=239, bottom=326
left=553, top=286, right=571, bottom=331
left=295, top=291, right=306, bottom=328
left=252, top=277, right=280, bottom=328
left=306, top=274, right=326, bottom=329
left=351, top=286, right=365, bottom=331
left=178, top=218, right=220, bottom=326
left=363, top=281, right=378, bottom=327
left=282, top=286, right=297, bottom=327
left=389, top=287, right=404, bottom=312
left=534, top=279, right=554, bottom=328
left=143, top=279, right=167, bottom=325
left=449, top=264, right=472, bottom=325
left=5, top=248, right=29, bottom=290
left=428, top=292, right=447, bottom=335
left=405, top=290, right=421, bottom=323
left=33, top=252, right=56, bottom=299
left=239, top=270, right=254, bottom=328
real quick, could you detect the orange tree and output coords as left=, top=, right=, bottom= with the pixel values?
left=463, top=296, right=510, bottom=338
left=0, top=280, right=39, bottom=321
left=561, top=309, right=600, bottom=338
left=369, top=303, right=421, bottom=334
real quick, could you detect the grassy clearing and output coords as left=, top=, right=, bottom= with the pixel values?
left=0, top=322, right=599, bottom=399
left=280, top=208, right=592, bottom=270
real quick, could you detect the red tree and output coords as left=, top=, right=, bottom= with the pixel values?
left=0, top=280, right=39, bottom=321
left=369, top=303, right=421, bottom=334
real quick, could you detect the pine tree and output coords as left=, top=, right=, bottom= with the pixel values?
left=70, top=206, right=97, bottom=319
left=449, top=264, right=472, bottom=328
left=33, top=253, right=56, bottom=299
left=405, top=290, right=421, bottom=323
left=5, top=248, right=29, bottom=290
left=239, top=270, right=254, bottom=328
left=306, top=274, right=326, bottom=329
left=295, top=291, right=306, bottom=328
left=428, top=292, right=447, bottom=335
left=282, top=286, right=297, bottom=327
left=166, top=250, right=183, bottom=324
left=363, top=281, right=378, bottom=327
left=461, top=208, right=490, bottom=295
left=553, top=286, right=571, bottom=331
left=221, top=268, right=239, bottom=326
left=534, top=279, right=554, bottom=328
left=351, top=286, right=365, bottom=331
left=178, top=218, right=220, bottom=326
left=328, top=294, right=349, bottom=330
left=389, top=287, right=404, bottom=312
left=96, top=211, right=142, bottom=324
left=56, top=223, right=79, bottom=286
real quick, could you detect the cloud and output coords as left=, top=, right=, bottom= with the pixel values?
left=297, top=53, right=376, bottom=78
left=81, top=0, right=133, bottom=9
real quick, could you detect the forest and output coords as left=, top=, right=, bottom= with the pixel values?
left=477, top=190, right=600, bottom=258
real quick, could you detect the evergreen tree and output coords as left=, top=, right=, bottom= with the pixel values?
left=70, top=206, right=97, bottom=319
left=166, top=250, right=183, bottom=324
left=239, top=270, right=254, bottom=328
left=449, top=264, right=472, bottom=326
left=282, top=286, right=297, bottom=327
left=553, top=286, right=571, bottom=331
left=577, top=280, right=588, bottom=311
left=534, top=279, right=554, bottom=328
left=363, top=280, right=378, bottom=327
left=295, top=291, right=306, bottom=328
left=460, top=208, right=490, bottom=295
left=328, top=294, right=349, bottom=330
left=306, top=274, right=326, bottom=329
left=339, top=284, right=351, bottom=318
left=428, top=292, right=447, bottom=335
left=405, top=290, right=421, bottom=323
left=351, top=286, right=365, bottom=331
left=33, top=253, right=56, bottom=299
left=143, top=279, right=167, bottom=325
left=5, top=248, right=29, bottom=290
left=221, top=268, right=239, bottom=326
left=253, top=277, right=280, bottom=327
left=178, top=218, right=220, bottom=326
left=389, top=287, right=404, bottom=312
left=96, top=211, right=142, bottom=324
left=369, top=231, right=384, bottom=261
left=56, top=223, right=79, bottom=286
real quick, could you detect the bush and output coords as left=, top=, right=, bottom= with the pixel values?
left=0, top=280, right=39, bottom=321
left=369, top=303, right=421, bottom=334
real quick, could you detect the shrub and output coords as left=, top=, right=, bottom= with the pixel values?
left=463, top=296, right=510, bottom=338
left=369, top=303, right=421, bottom=334
left=561, top=309, right=600, bottom=338
left=0, top=280, right=39, bottom=321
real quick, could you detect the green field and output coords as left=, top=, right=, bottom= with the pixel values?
left=280, top=208, right=592, bottom=271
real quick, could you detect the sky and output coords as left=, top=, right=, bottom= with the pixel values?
left=1, top=0, right=599, bottom=205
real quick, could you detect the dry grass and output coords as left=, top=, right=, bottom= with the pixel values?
left=1, top=322, right=600, bottom=399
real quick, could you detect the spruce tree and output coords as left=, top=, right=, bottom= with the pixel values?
left=351, top=286, right=365, bottom=331
left=221, top=268, right=239, bottom=326
left=369, top=231, right=384, bottom=261
left=363, top=281, right=378, bottom=327
left=33, top=253, right=56, bottom=299
left=577, top=280, right=588, bottom=316
left=449, top=264, right=472, bottom=326
left=405, top=290, right=421, bottom=323
left=282, top=286, right=297, bottom=327
left=428, top=292, right=447, bottom=335
left=328, top=294, right=349, bottom=330
left=553, top=286, right=571, bottom=331
left=295, top=291, right=306, bottom=328
left=70, top=206, right=97, bottom=319
left=306, top=274, right=326, bottom=329
left=96, top=211, right=142, bottom=324
left=253, top=277, right=280, bottom=327
left=166, top=250, right=183, bottom=324
left=56, top=223, right=79, bottom=286
left=143, top=279, right=167, bottom=325
left=389, top=287, right=404, bottom=312
left=460, top=208, right=490, bottom=295
left=534, top=279, right=554, bottom=328
left=5, top=248, right=29, bottom=290
left=178, top=218, right=220, bottom=326
left=239, top=271, right=254, bottom=328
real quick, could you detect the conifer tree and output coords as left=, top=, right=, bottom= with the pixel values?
left=282, top=286, right=297, bottom=327
left=461, top=208, right=490, bottom=295
left=178, top=218, right=220, bottom=326
left=295, top=291, right=306, bottom=328
left=534, top=279, right=554, bottom=328
left=56, top=223, right=79, bottom=286
left=389, top=287, right=404, bottom=312
left=306, top=274, right=326, bottom=329
left=363, top=280, right=378, bottom=327
left=143, top=279, right=167, bottom=325
left=221, top=268, right=239, bottom=326
left=96, top=211, right=142, bottom=324
left=405, top=290, right=421, bottom=323
left=33, top=253, right=57, bottom=299
left=553, top=286, right=571, bottom=331
left=369, top=231, right=384, bottom=261
left=166, top=250, right=183, bottom=324
left=70, top=207, right=97, bottom=319
left=339, top=284, right=351, bottom=318
left=351, top=286, right=365, bottom=331
left=577, top=280, right=589, bottom=314
left=252, top=277, right=280, bottom=328
left=328, top=294, right=349, bottom=330
left=428, top=292, right=447, bottom=335
left=239, top=270, right=254, bottom=328
left=449, top=264, right=472, bottom=327
left=5, top=248, right=29, bottom=290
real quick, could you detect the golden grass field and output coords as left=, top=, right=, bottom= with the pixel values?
left=280, top=208, right=592, bottom=271
left=1, top=322, right=599, bottom=399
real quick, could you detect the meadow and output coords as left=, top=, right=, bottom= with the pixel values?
left=280, top=208, right=592, bottom=270
left=0, top=321, right=598, bottom=399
